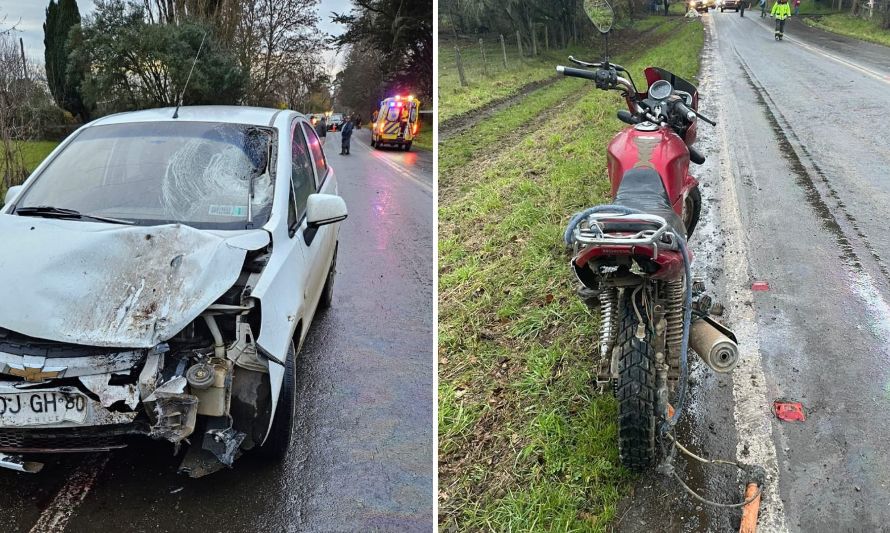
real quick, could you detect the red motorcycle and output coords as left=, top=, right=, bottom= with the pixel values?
left=559, top=59, right=740, bottom=470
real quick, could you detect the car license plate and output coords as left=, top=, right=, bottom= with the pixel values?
left=0, top=391, right=88, bottom=426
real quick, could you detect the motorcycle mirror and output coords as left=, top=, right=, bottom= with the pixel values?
left=584, top=0, right=615, bottom=34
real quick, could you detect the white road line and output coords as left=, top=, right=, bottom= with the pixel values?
left=350, top=132, right=434, bottom=193
left=751, top=16, right=890, bottom=85
left=29, top=454, right=110, bottom=533
left=708, top=16, right=789, bottom=532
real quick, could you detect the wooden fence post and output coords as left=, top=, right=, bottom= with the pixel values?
left=516, top=30, right=523, bottom=57
left=479, top=38, right=488, bottom=76
left=455, top=46, right=468, bottom=87
left=544, top=24, right=549, bottom=51
left=531, top=25, right=538, bottom=56
left=500, top=34, right=507, bottom=68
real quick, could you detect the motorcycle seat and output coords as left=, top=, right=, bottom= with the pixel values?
left=612, top=168, right=686, bottom=238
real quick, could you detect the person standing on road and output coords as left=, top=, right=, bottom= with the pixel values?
left=740, top=0, right=747, bottom=17
left=771, top=0, right=792, bottom=39
left=793, top=0, right=800, bottom=14
left=315, top=116, right=327, bottom=147
left=340, top=118, right=354, bottom=155
left=760, top=0, right=768, bottom=17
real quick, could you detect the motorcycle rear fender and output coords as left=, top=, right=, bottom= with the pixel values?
left=572, top=245, right=690, bottom=283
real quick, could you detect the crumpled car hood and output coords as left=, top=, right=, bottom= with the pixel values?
left=0, top=215, right=268, bottom=348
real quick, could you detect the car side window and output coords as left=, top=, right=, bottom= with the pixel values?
left=287, top=185, right=297, bottom=232
left=301, top=123, right=327, bottom=188
left=291, top=122, right=315, bottom=221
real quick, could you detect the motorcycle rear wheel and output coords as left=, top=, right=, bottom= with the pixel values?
left=616, top=288, right=658, bottom=471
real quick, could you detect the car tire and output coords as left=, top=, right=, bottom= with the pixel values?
left=319, top=244, right=338, bottom=310
left=404, top=142, right=412, bottom=152
left=256, top=342, right=297, bottom=461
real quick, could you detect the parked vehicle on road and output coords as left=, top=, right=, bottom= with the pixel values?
left=371, top=95, right=421, bottom=151
left=720, top=0, right=743, bottom=11
left=559, top=2, right=739, bottom=471
left=328, top=113, right=344, bottom=131
left=0, top=106, right=347, bottom=476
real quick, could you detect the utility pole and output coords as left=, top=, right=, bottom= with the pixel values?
left=19, top=38, right=28, bottom=81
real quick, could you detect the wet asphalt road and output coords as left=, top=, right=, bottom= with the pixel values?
left=0, top=128, right=433, bottom=532
left=620, top=12, right=890, bottom=532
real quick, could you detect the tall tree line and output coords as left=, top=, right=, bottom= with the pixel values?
left=43, top=0, right=331, bottom=118
left=440, top=0, right=597, bottom=47
left=332, top=0, right=433, bottom=114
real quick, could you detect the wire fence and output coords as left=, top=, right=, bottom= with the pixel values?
left=442, top=27, right=584, bottom=89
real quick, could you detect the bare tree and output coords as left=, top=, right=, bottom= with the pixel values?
left=0, top=31, right=41, bottom=193
left=232, top=0, right=325, bottom=107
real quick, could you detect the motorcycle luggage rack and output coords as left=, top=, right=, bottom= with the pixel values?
left=573, top=212, right=679, bottom=259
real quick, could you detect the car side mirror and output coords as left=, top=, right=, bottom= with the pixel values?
left=306, top=193, right=347, bottom=228
left=4, top=185, right=23, bottom=206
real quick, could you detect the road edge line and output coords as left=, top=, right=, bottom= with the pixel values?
left=708, top=16, right=789, bottom=532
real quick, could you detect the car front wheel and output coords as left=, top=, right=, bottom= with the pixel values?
left=256, top=342, right=297, bottom=461
left=319, top=244, right=338, bottom=310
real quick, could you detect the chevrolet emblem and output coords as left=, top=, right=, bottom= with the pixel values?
left=7, top=365, right=62, bottom=382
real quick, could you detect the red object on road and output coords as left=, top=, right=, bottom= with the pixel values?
left=751, top=281, right=770, bottom=291
left=774, top=400, right=805, bottom=422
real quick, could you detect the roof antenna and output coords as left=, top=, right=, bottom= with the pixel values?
left=172, top=31, right=207, bottom=119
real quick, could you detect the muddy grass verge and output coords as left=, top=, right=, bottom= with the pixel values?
left=438, top=16, right=688, bottom=140
left=438, top=18, right=705, bottom=532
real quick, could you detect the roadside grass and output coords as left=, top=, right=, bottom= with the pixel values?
left=414, top=128, right=433, bottom=151
left=438, top=35, right=590, bottom=123
left=439, top=16, right=688, bottom=182
left=438, top=18, right=705, bottom=533
left=802, top=13, right=890, bottom=46
left=796, top=0, right=842, bottom=15
left=0, top=140, right=59, bottom=203
left=438, top=16, right=680, bottom=123
left=9, top=140, right=58, bottom=173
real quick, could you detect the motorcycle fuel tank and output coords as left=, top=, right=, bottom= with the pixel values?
left=606, top=125, right=692, bottom=215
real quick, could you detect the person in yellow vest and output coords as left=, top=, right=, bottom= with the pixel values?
left=770, top=0, right=792, bottom=40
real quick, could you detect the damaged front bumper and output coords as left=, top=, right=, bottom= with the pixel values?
left=0, top=319, right=273, bottom=477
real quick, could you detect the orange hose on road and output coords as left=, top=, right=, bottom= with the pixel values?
left=739, top=482, right=761, bottom=533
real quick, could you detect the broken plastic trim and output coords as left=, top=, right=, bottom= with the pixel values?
left=256, top=344, right=284, bottom=366
left=0, top=452, right=43, bottom=473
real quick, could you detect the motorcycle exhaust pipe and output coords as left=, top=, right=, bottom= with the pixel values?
left=0, top=452, right=43, bottom=473
left=690, top=318, right=739, bottom=373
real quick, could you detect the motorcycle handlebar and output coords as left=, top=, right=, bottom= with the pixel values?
left=674, top=101, right=697, bottom=123
left=567, top=56, right=628, bottom=72
left=556, top=65, right=598, bottom=81
left=674, top=100, right=717, bottom=126
left=557, top=66, right=636, bottom=94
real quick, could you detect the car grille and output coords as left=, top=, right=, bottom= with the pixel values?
left=0, top=424, right=143, bottom=453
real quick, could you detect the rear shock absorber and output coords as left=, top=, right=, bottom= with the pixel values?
left=665, top=278, right=685, bottom=381
left=599, top=287, right=619, bottom=360
left=595, top=287, right=619, bottom=390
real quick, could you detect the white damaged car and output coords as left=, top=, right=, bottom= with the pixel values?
left=0, top=106, right=346, bottom=476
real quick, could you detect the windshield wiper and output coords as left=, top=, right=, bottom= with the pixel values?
left=15, top=206, right=135, bottom=225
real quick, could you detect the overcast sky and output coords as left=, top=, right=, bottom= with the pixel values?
left=0, top=0, right=351, bottom=71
